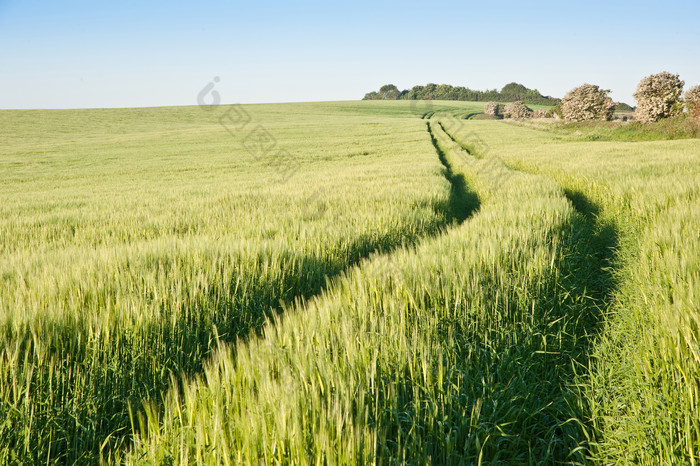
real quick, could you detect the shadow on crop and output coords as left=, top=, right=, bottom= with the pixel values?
left=426, top=121, right=480, bottom=224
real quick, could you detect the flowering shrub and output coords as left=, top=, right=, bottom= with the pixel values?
left=633, top=72, right=685, bottom=123
left=561, top=84, right=615, bottom=121
left=484, top=102, right=499, bottom=116
left=684, top=85, right=700, bottom=118
left=503, top=101, right=532, bottom=119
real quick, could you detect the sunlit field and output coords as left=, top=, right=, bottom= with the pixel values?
left=1, top=100, right=697, bottom=464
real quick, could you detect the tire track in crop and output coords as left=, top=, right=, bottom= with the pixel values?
left=432, top=120, right=621, bottom=460
left=436, top=121, right=483, bottom=156
left=129, top=121, right=582, bottom=464
left=438, top=121, right=620, bottom=332
left=127, top=119, right=614, bottom=463
left=426, top=122, right=480, bottom=224
left=142, top=121, right=621, bottom=463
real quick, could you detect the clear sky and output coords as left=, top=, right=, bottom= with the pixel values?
left=1, top=0, right=699, bottom=109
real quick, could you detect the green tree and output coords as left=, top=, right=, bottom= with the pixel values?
left=501, top=83, right=530, bottom=101
left=377, top=84, right=400, bottom=100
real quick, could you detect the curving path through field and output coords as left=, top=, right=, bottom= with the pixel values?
left=125, top=116, right=621, bottom=464
left=435, top=119, right=621, bottom=458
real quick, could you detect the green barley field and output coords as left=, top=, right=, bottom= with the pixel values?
left=0, top=100, right=698, bottom=464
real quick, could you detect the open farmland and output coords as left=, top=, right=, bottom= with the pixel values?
left=0, top=101, right=698, bottom=464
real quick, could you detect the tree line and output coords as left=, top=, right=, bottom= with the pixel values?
left=363, top=82, right=560, bottom=105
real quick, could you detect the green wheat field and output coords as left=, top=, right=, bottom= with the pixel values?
left=1, top=101, right=698, bottom=464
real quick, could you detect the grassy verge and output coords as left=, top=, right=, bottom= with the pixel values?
left=513, top=114, right=700, bottom=141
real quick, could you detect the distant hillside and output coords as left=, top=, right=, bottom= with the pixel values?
left=363, top=82, right=560, bottom=106
left=616, top=102, right=635, bottom=112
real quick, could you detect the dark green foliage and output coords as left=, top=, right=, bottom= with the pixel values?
left=616, top=102, right=635, bottom=111
left=549, top=101, right=563, bottom=119
left=362, top=84, right=400, bottom=100
left=363, top=82, right=560, bottom=105
left=499, top=82, right=550, bottom=103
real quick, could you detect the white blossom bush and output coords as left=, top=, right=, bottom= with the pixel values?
left=484, top=102, right=499, bottom=116
left=685, top=85, right=700, bottom=118
left=561, top=84, right=615, bottom=121
left=633, top=72, right=685, bottom=123
left=503, top=101, right=532, bottom=119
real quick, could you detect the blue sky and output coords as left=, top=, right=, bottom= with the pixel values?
left=1, top=0, right=699, bottom=109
